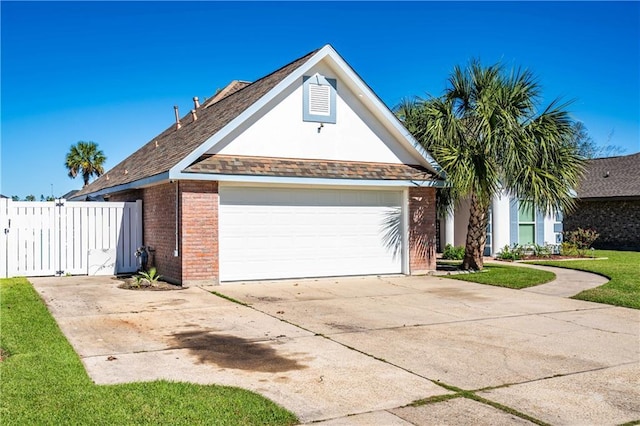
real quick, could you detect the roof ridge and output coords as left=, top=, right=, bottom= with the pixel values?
left=590, top=151, right=640, bottom=161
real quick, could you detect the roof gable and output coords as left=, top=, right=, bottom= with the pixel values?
left=208, top=60, right=420, bottom=165
left=170, top=45, right=442, bottom=180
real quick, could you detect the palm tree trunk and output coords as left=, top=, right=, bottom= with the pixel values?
left=462, top=194, right=489, bottom=270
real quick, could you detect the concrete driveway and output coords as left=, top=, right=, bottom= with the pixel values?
left=31, top=272, right=639, bottom=425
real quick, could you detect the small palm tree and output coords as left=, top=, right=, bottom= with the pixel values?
left=398, top=60, right=584, bottom=270
left=65, top=141, right=106, bottom=187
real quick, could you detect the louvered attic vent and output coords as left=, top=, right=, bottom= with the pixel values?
left=309, top=84, right=331, bottom=116
left=303, top=74, right=336, bottom=124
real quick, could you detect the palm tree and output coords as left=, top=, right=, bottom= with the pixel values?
left=65, top=141, right=106, bottom=188
left=398, top=60, right=584, bottom=270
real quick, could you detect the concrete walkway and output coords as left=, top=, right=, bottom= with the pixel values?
left=30, top=269, right=639, bottom=425
left=486, top=260, right=610, bottom=297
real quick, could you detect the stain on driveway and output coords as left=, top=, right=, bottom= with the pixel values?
left=168, top=331, right=308, bottom=372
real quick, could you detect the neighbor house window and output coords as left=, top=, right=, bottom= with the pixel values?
left=518, top=201, right=535, bottom=244
left=303, top=74, right=337, bottom=124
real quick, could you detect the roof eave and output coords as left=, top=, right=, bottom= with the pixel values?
left=68, top=172, right=170, bottom=200
left=171, top=171, right=446, bottom=188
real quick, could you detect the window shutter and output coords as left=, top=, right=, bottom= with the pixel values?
left=509, top=198, right=519, bottom=245
left=536, top=210, right=545, bottom=245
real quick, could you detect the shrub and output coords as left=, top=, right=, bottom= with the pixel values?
left=136, top=267, right=162, bottom=287
left=563, top=228, right=599, bottom=250
left=497, top=244, right=524, bottom=261
left=531, top=243, right=552, bottom=258
left=442, top=244, right=465, bottom=260
left=562, top=228, right=599, bottom=257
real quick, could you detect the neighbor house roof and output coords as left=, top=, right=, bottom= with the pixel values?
left=184, top=155, right=434, bottom=181
left=73, top=49, right=319, bottom=198
left=575, top=152, right=640, bottom=199
left=203, top=80, right=252, bottom=108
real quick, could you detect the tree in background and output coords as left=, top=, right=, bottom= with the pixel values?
left=571, top=122, right=625, bottom=159
left=24, top=195, right=36, bottom=201
left=65, top=141, right=106, bottom=188
left=397, top=60, right=584, bottom=270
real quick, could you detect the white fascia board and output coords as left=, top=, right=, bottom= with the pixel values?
left=75, top=172, right=170, bottom=199
left=170, top=44, right=445, bottom=180
left=172, top=171, right=446, bottom=188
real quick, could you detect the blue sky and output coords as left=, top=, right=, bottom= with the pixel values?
left=2, top=1, right=639, bottom=199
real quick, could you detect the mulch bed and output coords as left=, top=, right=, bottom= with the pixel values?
left=116, top=276, right=185, bottom=291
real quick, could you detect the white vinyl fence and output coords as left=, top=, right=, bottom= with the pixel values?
left=0, top=199, right=142, bottom=278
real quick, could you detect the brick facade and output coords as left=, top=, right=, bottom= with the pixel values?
left=109, top=181, right=219, bottom=284
left=179, top=181, right=219, bottom=285
left=565, top=199, right=640, bottom=251
left=408, top=187, right=437, bottom=273
left=110, top=184, right=183, bottom=282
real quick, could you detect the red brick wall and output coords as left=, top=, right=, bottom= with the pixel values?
left=141, top=183, right=182, bottom=283
left=408, top=187, right=437, bottom=273
left=179, top=181, right=219, bottom=284
left=105, top=182, right=219, bottom=284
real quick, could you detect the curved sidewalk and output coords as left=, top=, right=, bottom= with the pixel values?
left=485, top=260, right=609, bottom=297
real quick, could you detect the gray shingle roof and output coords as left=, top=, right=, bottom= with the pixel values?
left=184, top=155, right=434, bottom=181
left=576, top=152, right=640, bottom=199
left=74, top=49, right=319, bottom=198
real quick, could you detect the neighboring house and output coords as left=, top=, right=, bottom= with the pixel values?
left=564, top=152, right=640, bottom=250
left=61, top=189, right=79, bottom=199
left=72, top=45, right=445, bottom=284
left=439, top=194, right=563, bottom=256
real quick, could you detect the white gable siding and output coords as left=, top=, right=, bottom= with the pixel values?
left=212, top=62, right=417, bottom=165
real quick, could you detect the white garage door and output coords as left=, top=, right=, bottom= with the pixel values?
left=219, top=186, right=403, bottom=281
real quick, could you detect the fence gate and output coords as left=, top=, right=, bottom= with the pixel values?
left=0, top=199, right=142, bottom=278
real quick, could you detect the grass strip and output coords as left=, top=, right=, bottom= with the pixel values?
left=427, top=381, right=550, bottom=426
left=0, top=278, right=297, bottom=425
left=409, top=393, right=461, bottom=406
left=211, top=290, right=250, bottom=306
left=439, top=262, right=556, bottom=289
left=527, top=250, right=640, bottom=309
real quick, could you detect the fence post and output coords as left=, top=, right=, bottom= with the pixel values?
left=0, top=198, right=8, bottom=278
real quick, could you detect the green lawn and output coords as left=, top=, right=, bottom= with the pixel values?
left=527, top=250, right=640, bottom=309
left=439, top=262, right=556, bottom=289
left=0, top=278, right=297, bottom=425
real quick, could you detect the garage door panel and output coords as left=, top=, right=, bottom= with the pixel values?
left=219, top=186, right=403, bottom=282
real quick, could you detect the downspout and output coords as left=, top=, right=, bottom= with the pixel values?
left=174, top=181, right=179, bottom=257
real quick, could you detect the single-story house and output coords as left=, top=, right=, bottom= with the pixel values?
left=563, top=152, right=640, bottom=250
left=73, top=45, right=445, bottom=284
left=439, top=194, right=564, bottom=256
